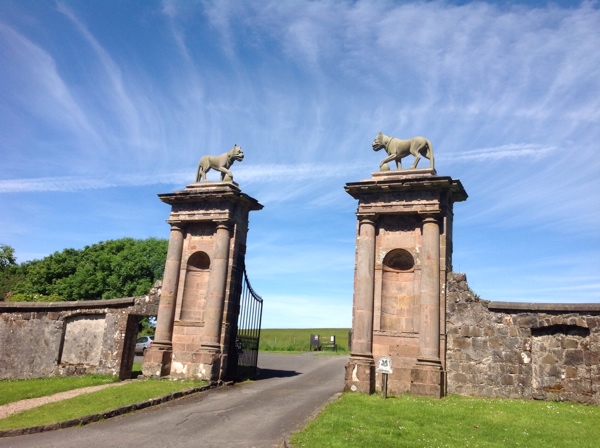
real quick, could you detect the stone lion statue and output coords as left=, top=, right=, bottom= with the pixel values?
left=372, top=132, right=434, bottom=170
left=195, top=144, right=244, bottom=182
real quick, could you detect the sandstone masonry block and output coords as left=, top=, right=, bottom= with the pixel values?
left=446, top=272, right=600, bottom=406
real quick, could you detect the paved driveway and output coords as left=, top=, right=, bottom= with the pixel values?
left=0, top=353, right=348, bottom=448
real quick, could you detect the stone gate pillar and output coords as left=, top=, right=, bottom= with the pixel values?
left=345, top=215, right=377, bottom=393
left=144, top=223, right=184, bottom=376
left=202, top=221, right=232, bottom=350
left=345, top=169, right=466, bottom=397
left=410, top=215, right=444, bottom=397
left=142, top=182, right=262, bottom=381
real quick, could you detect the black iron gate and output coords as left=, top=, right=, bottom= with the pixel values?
left=227, top=260, right=263, bottom=380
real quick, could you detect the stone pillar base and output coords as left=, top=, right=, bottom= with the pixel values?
left=166, top=347, right=226, bottom=381
left=345, top=355, right=375, bottom=394
left=166, top=350, right=222, bottom=381
left=410, top=359, right=444, bottom=398
left=142, top=346, right=172, bottom=378
left=198, top=349, right=223, bottom=382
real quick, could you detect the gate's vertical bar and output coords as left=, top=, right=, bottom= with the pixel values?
left=229, top=256, right=263, bottom=380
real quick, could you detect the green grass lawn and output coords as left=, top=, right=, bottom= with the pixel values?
left=132, top=361, right=143, bottom=378
left=259, top=328, right=350, bottom=353
left=291, top=393, right=600, bottom=447
left=0, top=378, right=208, bottom=430
left=0, top=375, right=119, bottom=406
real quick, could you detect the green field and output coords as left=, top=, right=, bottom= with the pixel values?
left=259, top=328, right=351, bottom=353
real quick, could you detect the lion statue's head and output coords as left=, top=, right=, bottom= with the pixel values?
left=231, top=144, right=244, bottom=161
left=372, top=132, right=385, bottom=151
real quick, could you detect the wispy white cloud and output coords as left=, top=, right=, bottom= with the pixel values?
left=0, top=165, right=337, bottom=193
left=0, top=23, right=100, bottom=152
left=442, top=144, right=558, bottom=162
left=1, top=143, right=558, bottom=194
left=160, top=0, right=192, bottom=62
left=1, top=0, right=599, bottom=324
left=0, top=172, right=188, bottom=193
left=56, top=3, right=167, bottom=157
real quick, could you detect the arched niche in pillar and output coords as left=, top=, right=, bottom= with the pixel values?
left=180, top=251, right=210, bottom=322
left=381, top=249, right=416, bottom=332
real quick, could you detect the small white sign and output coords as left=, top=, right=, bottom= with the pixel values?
left=376, top=356, right=393, bottom=374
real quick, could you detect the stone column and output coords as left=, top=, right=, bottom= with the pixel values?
left=418, top=216, right=441, bottom=360
left=202, top=221, right=232, bottom=351
left=411, top=215, right=444, bottom=397
left=345, top=215, right=376, bottom=394
left=143, top=223, right=184, bottom=377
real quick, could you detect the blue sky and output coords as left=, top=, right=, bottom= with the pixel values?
left=1, top=0, right=599, bottom=328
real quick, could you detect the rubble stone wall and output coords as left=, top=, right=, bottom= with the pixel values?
left=446, top=273, right=600, bottom=405
left=0, top=282, right=160, bottom=380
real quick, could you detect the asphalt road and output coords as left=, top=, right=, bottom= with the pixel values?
left=0, top=353, right=348, bottom=448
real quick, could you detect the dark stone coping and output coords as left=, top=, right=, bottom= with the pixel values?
left=0, top=383, right=217, bottom=438
left=344, top=173, right=467, bottom=202
left=0, top=297, right=136, bottom=311
left=159, top=182, right=263, bottom=210
left=488, top=301, right=600, bottom=313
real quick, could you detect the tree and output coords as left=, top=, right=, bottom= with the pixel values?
left=6, top=238, right=168, bottom=301
left=0, top=244, right=16, bottom=270
left=0, top=244, right=22, bottom=300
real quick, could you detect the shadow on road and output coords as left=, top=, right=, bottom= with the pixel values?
left=255, top=368, right=301, bottom=380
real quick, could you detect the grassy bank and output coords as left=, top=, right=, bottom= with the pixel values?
left=259, top=328, right=350, bottom=353
left=291, top=393, right=600, bottom=447
left=0, top=375, right=119, bottom=406
left=0, top=378, right=207, bottom=430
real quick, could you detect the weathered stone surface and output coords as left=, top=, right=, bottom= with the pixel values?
left=0, top=282, right=161, bottom=380
left=344, top=357, right=375, bottom=394
left=345, top=170, right=467, bottom=397
left=148, top=182, right=262, bottom=382
left=446, top=272, right=600, bottom=405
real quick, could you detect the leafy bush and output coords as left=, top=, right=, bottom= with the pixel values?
left=1, top=238, right=167, bottom=301
left=5, top=293, right=66, bottom=302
